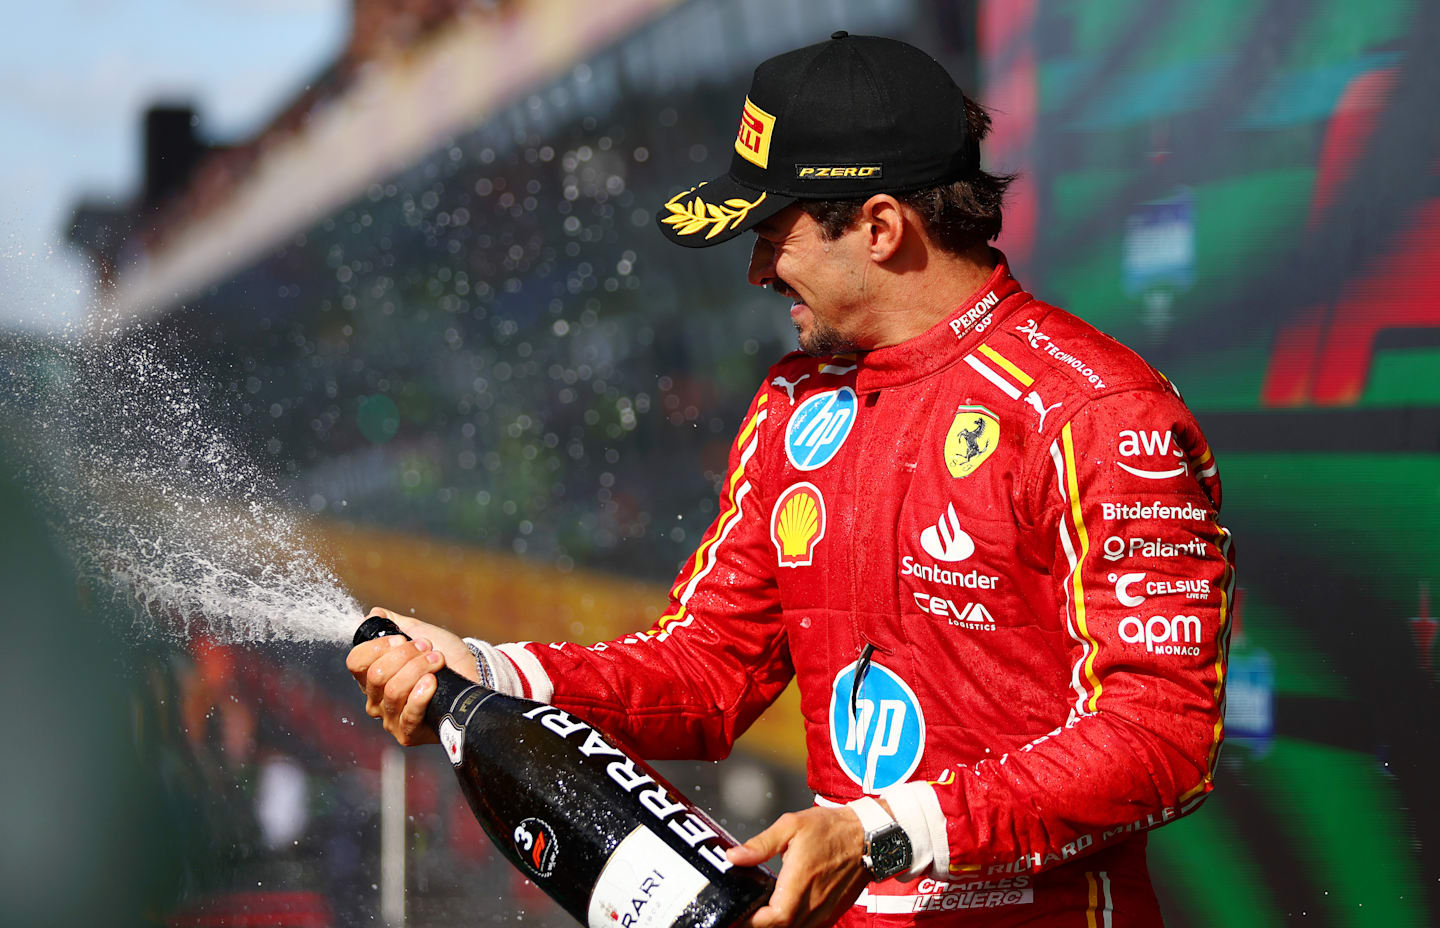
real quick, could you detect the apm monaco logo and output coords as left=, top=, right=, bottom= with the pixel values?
left=513, top=817, right=559, bottom=878
left=771, top=482, right=826, bottom=567
left=1119, top=614, right=1203, bottom=656
left=943, top=405, right=999, bottom=478
left=786, top=387, right=857, bottom=471
left=829, top=659, right=926, bottom=792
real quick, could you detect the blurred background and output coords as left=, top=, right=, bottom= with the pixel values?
left=2, top=1, right=1437, bottom=926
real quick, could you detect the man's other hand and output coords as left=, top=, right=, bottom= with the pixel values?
left=344, top=607, right=479, bottom=746
left=726, top=806, right=870, bottom=928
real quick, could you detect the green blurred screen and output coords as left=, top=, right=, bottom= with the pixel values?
left=981, top=2, right=1439, bottom=924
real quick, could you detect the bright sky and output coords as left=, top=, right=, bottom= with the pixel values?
left=0, top=0, right=347, bottom=330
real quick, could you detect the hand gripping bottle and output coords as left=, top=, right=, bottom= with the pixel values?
left=354, top=617, right=774, bottom=928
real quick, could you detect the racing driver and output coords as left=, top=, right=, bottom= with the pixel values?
left=349, top=32, right=1236, bottom=927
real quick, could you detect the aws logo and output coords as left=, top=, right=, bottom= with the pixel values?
left=771, top=482, right=826, bottom=567
left=1116, top=429, right=1187, bottom=480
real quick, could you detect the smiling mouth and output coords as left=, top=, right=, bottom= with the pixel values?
left=772, top=279, right=804, bottom=307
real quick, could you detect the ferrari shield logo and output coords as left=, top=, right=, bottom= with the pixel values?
left=944, top=406, right=999, bottom=478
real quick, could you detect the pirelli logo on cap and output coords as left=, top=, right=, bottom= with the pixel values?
left=797, top=165, right=884, bottom=179
left=735, top=97, right=776, bottom=169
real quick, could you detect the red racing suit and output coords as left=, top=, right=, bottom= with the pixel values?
left=484, top=256, right=1235, bottom=925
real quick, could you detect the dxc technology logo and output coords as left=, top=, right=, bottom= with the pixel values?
left=829, top=659, right=926, bottom=792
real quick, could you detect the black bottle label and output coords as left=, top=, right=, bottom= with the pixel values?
left=519, top=704, right=736, bottom=875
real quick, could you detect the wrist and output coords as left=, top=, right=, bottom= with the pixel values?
left=876, top=781, right=946, bottom=880
left=848, top=796, right=912, bottom=882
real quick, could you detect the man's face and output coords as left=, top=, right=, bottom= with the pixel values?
left=748, top=205, right=868, bottom=356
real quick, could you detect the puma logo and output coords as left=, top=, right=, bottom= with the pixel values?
left=1024, top=391, right=1062, bottom=432
left=772, top=373, right=811, bottom=405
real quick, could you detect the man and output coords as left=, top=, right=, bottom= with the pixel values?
left=349, top=33, right=1234, bottom=927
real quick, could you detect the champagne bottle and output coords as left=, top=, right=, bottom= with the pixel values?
left=354, top=617, right=774, bottom=928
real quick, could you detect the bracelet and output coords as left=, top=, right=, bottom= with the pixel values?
left=464, top=639, right=495, bottom=688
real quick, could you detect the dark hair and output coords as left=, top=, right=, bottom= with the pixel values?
left=799, top=97, right=1015, bottom=255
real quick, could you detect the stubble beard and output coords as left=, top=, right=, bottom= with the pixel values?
left=797, top=318, right=860, bottom=357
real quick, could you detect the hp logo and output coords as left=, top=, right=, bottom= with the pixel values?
left=828, top=659, right=926, bottom=792
left=786, top=388, right=858, bottom=471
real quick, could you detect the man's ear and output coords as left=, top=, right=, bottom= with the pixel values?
left=860, top=194, right=905, bottom=262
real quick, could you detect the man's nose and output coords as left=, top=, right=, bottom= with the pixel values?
left=747, top=238, right=775, bottom=287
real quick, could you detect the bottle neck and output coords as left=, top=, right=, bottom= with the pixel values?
left=424, top=665, right=488, bottom=731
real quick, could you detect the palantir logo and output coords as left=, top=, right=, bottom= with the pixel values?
left=786, top=388, right=858, bottom=471
left=829, top=659, right=926, bottom=792
left=920, top=502, right=974, bottom=562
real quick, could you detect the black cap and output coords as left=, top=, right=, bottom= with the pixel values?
left=657, top=33, right=978, bottom=247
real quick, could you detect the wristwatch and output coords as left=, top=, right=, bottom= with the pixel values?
left=850, top=796, right=913, bottom=881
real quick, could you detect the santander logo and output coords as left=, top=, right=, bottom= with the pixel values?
left=920, top=503, right=974, bottom=562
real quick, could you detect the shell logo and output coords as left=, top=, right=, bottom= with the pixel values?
left=771, top=482, right=826, bottom=568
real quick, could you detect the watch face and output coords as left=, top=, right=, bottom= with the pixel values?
left=864, top=823, right=913, bottom=881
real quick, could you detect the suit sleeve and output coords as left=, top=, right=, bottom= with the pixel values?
left=490, top=386, right=793, bottom=761
left=883, top=386, right=1234, bottom=879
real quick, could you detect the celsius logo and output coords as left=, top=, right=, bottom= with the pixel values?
left=786, top=388, right=858, bottom=471
left=513, top=817, right=559, bottom=878
left=829, top=659, right=926, bottom=791
left=1116, top=429, right=1188, bottom=480
left=921, top=503, right=975, bottom=562
left=1119, top=614, right=1202, bottom=656
left=1109, top=572, right=1146, bottom=607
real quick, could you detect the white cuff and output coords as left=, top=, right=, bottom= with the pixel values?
left=878, top=781, right=949, bottom=881
left=462, top=638, right=529, bottom=698
left=847, top=795, right=893, bottom=833
left=494, top=641, right=555, bottom=703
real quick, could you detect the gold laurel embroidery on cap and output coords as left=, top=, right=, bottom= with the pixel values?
left=661, top=183, right=768, bottom=239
